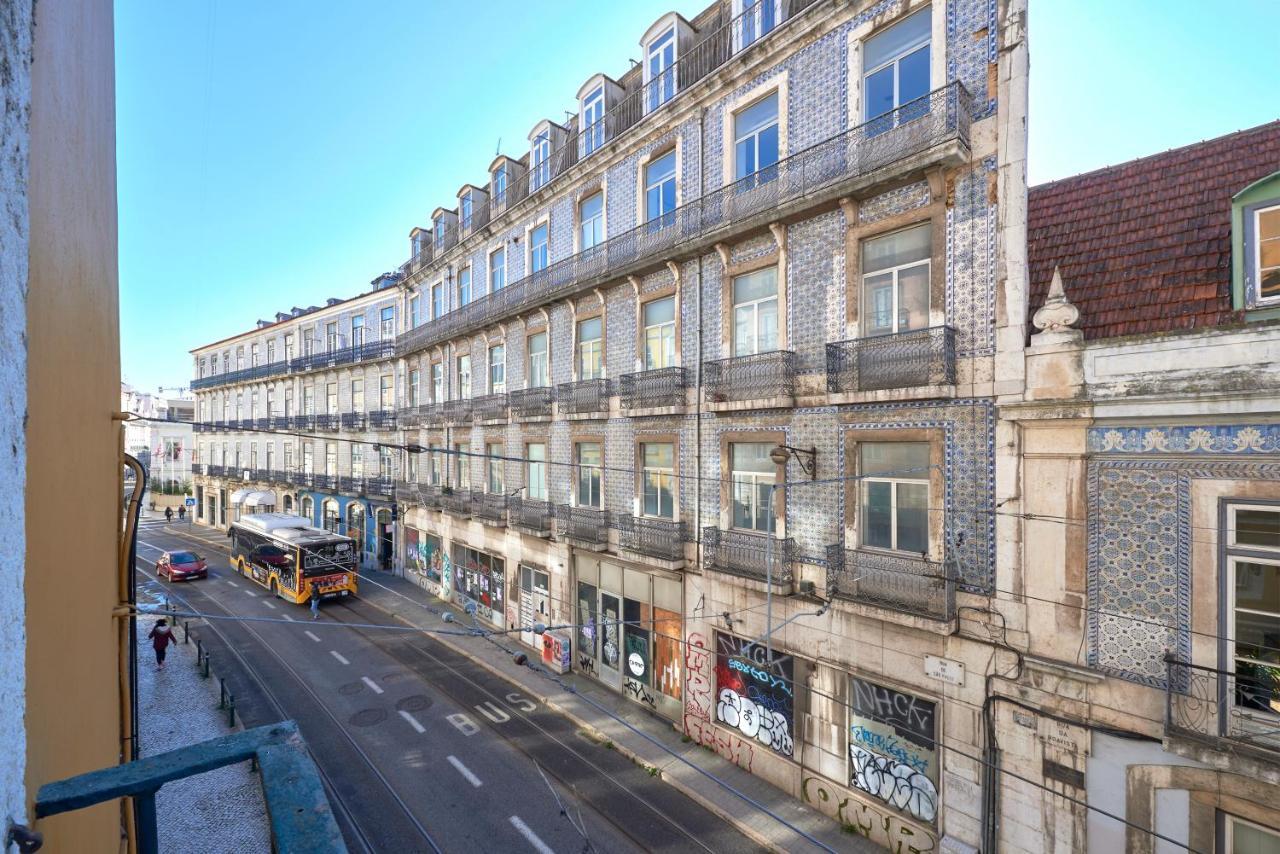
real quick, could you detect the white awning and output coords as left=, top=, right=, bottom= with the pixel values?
left=229, top=488, right=253, bottom=504
left=244, top=490, right=277, bottom=509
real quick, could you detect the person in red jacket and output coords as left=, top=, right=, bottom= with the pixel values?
left=148, top=618, right=177, bottom=669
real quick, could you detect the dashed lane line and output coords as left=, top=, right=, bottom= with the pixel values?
left=447, top=755, right=482, bottom=788
left=361, top=676, right=384, bottom=695
left=330, top=650, right=350, bottom=666
left=304, top=631, right=321, bottom=643
left=508, top=815, right=555, bottom=854
left=398, top=710, right=426, bottom=734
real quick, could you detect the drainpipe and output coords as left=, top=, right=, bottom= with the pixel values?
left=119, top=449, right=146, bottom=853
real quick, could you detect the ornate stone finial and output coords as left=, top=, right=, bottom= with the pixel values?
left=1032, top=266, right=1080, bottom=333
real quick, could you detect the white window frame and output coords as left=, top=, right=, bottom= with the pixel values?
left=489, top=246, right=506, bottom=293
left=431, top=362, right=444, bottom=403
left=408, top=368, right=420, bottom=408
left=861, top=7, right=932, bottom=123
left=458, top=265, right=472, bottom=307
left=456, top=442, right=471, bottom=490
left=526, top=442, right=547, bottom=500
left=732, top=92, right=780, bottom=181
left=581, top=85, right=606, bottom=157
left=861, top=223, right=933, bottom=337
left=1254, top=203, right=1280, bottom=306
left=643, top=26, right=677, bottom=113
left=351, top=316, right=364, bottom=347
left=729, top=443, right=776, bottom=533
left=1223, top=813, right=1280, bottom=851
left=577, top=316, right=603, bottom=380
left=579, top=191, right=605, bottom=251
left=379, top=374, right=393, bottom=410
left=527, top=332, right=548, bottom=388
left=489, top=344, right=506, bottom=393
left=409, top=294, right=422, bottom=328
left=731, top=0, right=782, bottom=52
left=1225, top=503, right=1280, bottom=717
left=531, top=132, right=551, bottom=192
left=431, top=281, right=444, bottom=319
left=643, top=296, right=677, bottom=370
left=528, top=220, right=550, bottom=274
left=492, top=164, right=509, bottom=205
left=643, top=149, right=677, bottom=224
left=351, top=379, right=364, bottom=413
left=457, top=354, right=472, bottom=399
left=486, top=442, right=505, bottom=494
left=576, top=441, right=603, bottom=508
left=859, top=443, right=931, bottom=553
left=380, top=306, right=395, bottom=340
left=640, top=442, right=675, bottom=520
left=731, top=269, right=779, bottom=356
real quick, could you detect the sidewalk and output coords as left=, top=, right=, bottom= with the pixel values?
left=355, top=569, right=874, bottom=854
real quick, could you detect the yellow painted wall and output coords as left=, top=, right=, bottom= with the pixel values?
left=26, top=0, right=123, bottom=849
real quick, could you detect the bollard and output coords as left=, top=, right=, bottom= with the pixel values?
left=201, top=652, right=211, bottom=679
left=218, top=678, right=227, bottom=710
left=227, top=695, right=236, bottom=728
left=195, top=639, right=203, bottom=669
left=183, top=621, right=189, bottom=644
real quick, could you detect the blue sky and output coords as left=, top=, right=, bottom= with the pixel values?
left=116, top=1, right=1280, bottom=394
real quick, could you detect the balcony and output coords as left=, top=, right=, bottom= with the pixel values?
left=441, top=486, right=471, bottom=517
left=556, top=378, right=610, bottom=417
left=295, top=414, right=317, bottom=431
left=509, top=496, right=553, bottom=536
left=396, top=81, right=971, bottom=358
left=339, top=412, right=367, bottom=431
left=253, top=417, right=270, bottom=432
left=294, top=471, right=316, bottom=490
left=398, top=407, right=421, bottom=429
left=364, top=477, right=394, bottom=499
left=703, top=351, right=796, bottom=408
left=194, top=422, right=212, bottom=433
left=616, top=515, right=687, bottom=564
left=338, top=475, right=361, bottom=494
left=471, top=393, right=509, bottom=423
left=395, top=479, right=421, bottom=503
left=250, top=468, right=271, bottom=483
left=618, top=367, right=687, bottom=412
left=443, top=398, right=473, bottom=425
left=418, top=403, right=444, bottom=427
left=314, top=414, right=339, bottom=431
left=471, top=490, right=508, bottom=525
left=192, top=339, right=399, bottom=392
left=836, top=549, right=954, bottom=621
left=702, top=527, right=794, bottom=585
left=1165, top=657, right=1280, bottom=767
left=557, top=505, right=610, bottom=548
left=368, top=410, right=397, bottom=431
left=826, top=327, right=956, bottom=394
left=267, top=414, right=291, bottom=431
left=509, top=386, right=553, bottom=420
left=313, top=473, right=336, bottom=491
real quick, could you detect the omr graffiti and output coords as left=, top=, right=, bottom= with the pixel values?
left=848, top=678, right=939, bottom=825
left=802, top=776, right=936, bottom=853
left=849, top=745, right=938, bottom=823
left=714, top=631, right=795, bottom=757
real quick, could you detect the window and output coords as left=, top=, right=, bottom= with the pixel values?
left=531, top=132, right=551, bottom=192
left=456, top=442, right=471, bottom=490
left=284, top=334, right=295, bottom=361
left=223, top=353, right=230, bottom=373
left=733, top=0, right=780, bottom=51
left=489, top=247, right=506, bottom=292
left=730, top=443, right=775, bottom=532
left=250, top=343, right=260, bottom=366
left=526, top=443, right=547, bottom=500
left=325, top=442, right=337, bottom=476
left=458, top=266, right=472, bottom=307
left=265, top=388, right=274, bottom=415
left=302, top=444, right=314, bottom=474
left=284, top=388, right=293, bottom=416
left=579, top=192, right=604, bottom=250
left=577, top=317, right=603, bottom=380
left=530, top=223, right=549, bottom=273
left=326, top=322, right=338, bottom=352
left=351, top=315, right=364, bottom=347
left=351, top=445, right=364, bottom=478
left=433, top=215, right=446, bottom=251
left=431, top=282, right=444, bottom=319
left=581, top=86, right=605, bottom=156
left=379, top=446, right=393, bottom=478
left=408, top=369, right=420, bottom=408
left=527, top=332, right=548, bottom=387
left=284, top=443, right=293, bottom=473
left=732, top=268, right=779, bottom=356
left=302, top=333, right=314, bottom=356
left=734, top=92, right=779, bottom=182
left=645, top=28, right=676, bottom=112
left=641, top=443, right=675, bottom=519
left=863, top=8, right=931, bottom=125
left=1225, top=504, right=1280, bottom=715
left=410, top=295, right=422, bottom=328
left=460, top=194, right=473, bottom=231
left=489, top=345, right=505, bottom=393
left=236, top=348, right=244, bottom=370
left=645, top=150, right=677, bottom=225
left=457, top=354, right=472, bottom=399
left=265, top=445, right=274, bottom=472
left=428, top=444, right=442, bottom=485
left=431, top=362, right=444, bottom=403
left=860, top=443, right=929, bottom=553
left=1255, top=204, right=1280, bottom=304
left=351, top=379, right=364, bottom=412
left=303, top=387, right=315, bottom=415
left=643, top=297, right=677, bottom=370
left=487, top=442, right=504, bottom=494
left=1224, top=814, right=1280, bottom=853
left=379, top=374, right=393, bottom=410
left=326, top=383, right=338, bottom=414
left=380, top=306, right=395, bottom=339
left=492, top=164, right=509, bottom=205
left=576, top=442, right=602, bottom=508
left=250, top=442, right=259, bottom=470
left=407, top=451, right=418, bottom=482
left=267, top=340, right=276, bottom=364
left=863, top=223, right=931, bottom=336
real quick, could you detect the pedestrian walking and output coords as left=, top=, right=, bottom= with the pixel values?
left=164, top=506, right=173, bottom=523
left=310, top=588, right=321, bottom=621
left=148, top=619, right=177, bottom=669
left=178, top=505, right=186, bottom=521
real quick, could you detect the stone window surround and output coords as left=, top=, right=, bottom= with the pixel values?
left=633, top=278, right=682, bottom=371
left=525, top=317, right=550, bottom=388
left=523, top=437, right=549, bottom=498
left=453, top=349, right=472, bottom=399
left=718, top=429, right=787, bottom=538
left=719, top=71, right=788, bottom=188
left=572, top=177, right=608, bottom=255
left=634, top=432, right=681, bottom=520
left=844, top=0, right=947, bottom=131
left=1123, top=764, right=1280, bottom=854
left=569, top=293, right=606, bottom=381
left=635, top=137, right=682, bottom=228
left=525, top=213, right=552, bottom=274
left=571, top=432, right=606, bottom=508
left=842, top=425, right=945, bottom=562
left=718, top=237, right=787, bottom=356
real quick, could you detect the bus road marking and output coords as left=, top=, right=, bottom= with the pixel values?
left=446, top=713, right=479, bottom=737
left=361, top=676, right=384, bottom=695
left=398, top=710, right=426, bottom=734
left=330, top=651, right=350, bottom=666
left=304, top=631, right=321, bottom=643
left=447, top=755, right=481, bottom=788
left=509, top=816, right=555, bottom=854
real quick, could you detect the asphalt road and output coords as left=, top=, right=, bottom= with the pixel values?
left=135, top=519, right=764, bottom=854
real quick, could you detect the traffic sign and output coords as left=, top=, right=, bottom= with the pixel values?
left=184, top=497, right=197, bottom=507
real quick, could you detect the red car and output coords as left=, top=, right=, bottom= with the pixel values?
left=157, top=550, right=208, bottom=582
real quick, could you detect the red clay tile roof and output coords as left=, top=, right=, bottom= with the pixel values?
left=1027, top=121, right=1280, bottom=341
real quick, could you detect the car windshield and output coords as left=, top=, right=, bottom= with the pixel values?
left=170, top=552, right=198, bottom=563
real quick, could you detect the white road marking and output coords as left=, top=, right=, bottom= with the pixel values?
left=361, top=676, right=384, bottom=695
left=447, top=755, right=482, bottom=788
left=446, top=713, right=479, bottom=736
left=244, top=591, right=257, bottom=598
left=282, top=614, right=295, bottom=622
left=329, top=650, right=350, bottom=665
left=398, top=710, right=426, bottom=734
left=304, top=630, right=321, bottom=643
left=509, top=815, right=555, bottom=854
left=475, top=701, right=510, bottom=723
left=226, top=581, right=240, bottom=588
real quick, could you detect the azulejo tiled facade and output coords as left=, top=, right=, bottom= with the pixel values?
left=1089, top=423, right=1280, bottom=455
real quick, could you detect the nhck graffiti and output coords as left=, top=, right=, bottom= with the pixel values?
left=848, top=678, right=939, bottom=824
left=714, top=632, right=795, bottom=757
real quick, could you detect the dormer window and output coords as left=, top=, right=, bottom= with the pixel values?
left=1256, top=204, right=1280, bottom=304
left=733, top=0, right=780, bottom=52
left=1232, top=170, right=1280, bottom=311
left=531, top=132, right=551, bottom=192
left=493, top=164, right=509, bottom=206
left=581, top=85, right=606, bottom=157
left=864, top=8, right=931, bottom=128
left=433, top=215, right=446, bottom=251
left=460, top=194, right=473, bottom=231
left=645, top=28, right=677, bottom=112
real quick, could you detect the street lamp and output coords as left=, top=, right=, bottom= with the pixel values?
left=769, top=444, right=817, bottom=479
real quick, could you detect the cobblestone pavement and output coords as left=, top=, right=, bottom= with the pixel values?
left=137, top=572, right=271, bottom=853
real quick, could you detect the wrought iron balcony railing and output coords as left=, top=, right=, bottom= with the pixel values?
left=192, top=339, right=399, bottom=391
left=704, top=350, right=797, bottom=403
left=312, top=473, right=336, bottom=491
left=702, top=526, right=794, bottom=584
left=441, top=486, right=471, bottom=517
left=509, top=386, right=553, bottom=419
left=314, top=414, right=339, bottom=431
left=294, top=471, right=316, bottom=489
left=395, top=82, right=970, bottom=358
left=510, top=496, right=554, bottom=534
left=267, top=414, right=291, bottom=430
left=364, top=477, right=394, bottom=499
left=836, top=549, right=954, bottom=621
left=194, top=422, right=212, bottom=433
left=471, top=490, right=508, bottom=524
left=443, top=398, right=473, bottom=424
left=826, top=326, right=957, bottom=393
left=1165, top=656, right=1280, bottom=760
left=418, top=403, right=444, bottom=427
left=616, top=515, right=687, bottom=562
left=557, top=505, right=610, bottom=547
left=295, top=414, right=317, bottom=431
left=339, top=412, right=366, bottom=431
left=398, top=407, right=421, bottom=429
left=471, top=392, right=509, bottom=422
left=250, top=468, right=271, bottom=482
left=202, top=464, right=225, bottom=477
left=394, top=479, right=421, bottom=503
left=368, top=410, right=397, bottom=431
left=618, top=366, right=687, bottom=410
left=253, top=417, right=270, bottom=432
left=337, top=475, right=361, bottom=494
left=556, top=378, right=610, bottom=415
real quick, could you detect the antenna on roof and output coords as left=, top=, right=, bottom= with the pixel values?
left=495, top=137, right=502, bottom=156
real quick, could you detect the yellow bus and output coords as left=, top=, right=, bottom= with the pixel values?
left=228, top=513, right=358, bottom=604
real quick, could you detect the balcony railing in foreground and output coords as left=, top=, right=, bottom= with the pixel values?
left=616, top=515, right=687, bottom=562
left=557, top=505, right=610, bottom=547
left=396, top=83, right=971, bottom=358
left=826, top=326, right=957, bottom=393
left=835, top=548, right=954, bottom=621
left=509, top=386, right=553, bottom=419
left=510, top=496, right=554, bottom=534
left=619, top=366, right=687, bottom=410
left=703, top=526, right=794, bottom=584
left=35, top=721, right=344, bottom=854
left=704, top=350, right=796, bottom=403
left=1165, top=656, right=1280, bottom=759
left=556, top=378, right=610, bottom=415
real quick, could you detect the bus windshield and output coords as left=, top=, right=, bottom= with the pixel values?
left=301, top=541, right=355, bottom=577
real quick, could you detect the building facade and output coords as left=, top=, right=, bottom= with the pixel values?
left=122, top=383, right=195, bottom=493
left=1006, top=122, right=1280, bottom=851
